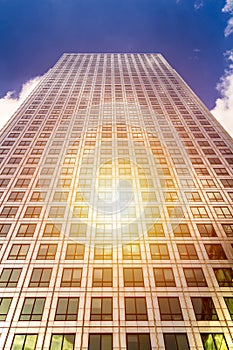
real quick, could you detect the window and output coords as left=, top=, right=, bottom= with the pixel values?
left=213, top=268, right=233, bottom=287
left=8, top=157, right=21, bottom=164
left=41, top=168, right=54, bottom=176
left=206, top=192, right=223, bottom=202
left=75, top=190, right=90, bottom=202
left=17, top=224, right=36, bottom=237
left=93, top=268, right=112, bottom=287
left=196, top=224, right=217, bottom=237
left=2, top=140, right=14, bottom=146
left=191, top=206, right=209, bottom=218
left=123, top=244, right=141, bottom=260
left=48, top=206, right=66, bottom=218
left=126, top=334, right=151, bottom=350
left=1, top=167, right=16, bottom=176
left=158, top=297, right=183, bottom=320
left=37, top=244, right=57, bottom=260
left=146, top=223, right=164, bottom=237
left=201, top=179, right=216, bottom=188
left=88, top=334, right=112, bottom=350
left=8, top=244, right=29, bottom=260
left=123, top=268, right=144, bottom=287
left=15, top=178, right=30, bottom=188
left=21, top=167, right=35, bottom=176
left=90, top=297, right=112, bottom=321
left=214, top=141, right=226, bottom=146
left=0, top=223, right=11, bottom=237
left=0, top=298, right=12, bottom=320
left=43, top=224, right=61, bottom=237
left=125, top=297, right=148, bottom=320
left=24, top=206, right=42, bottom=218
left=61, top=268, right=82, bottom=287
left=183, top=268, right=207, bottom=287
left=94, top=245, right=112, bottom=260
left=208, top=158, right=221, bottom=165
left=30, top=191, right=45, bottom=202
left=0, top=268, right=21, bottom=287
left=201, top=334, right=229, bottom=350
left=180, top=179, right=194, bottom=188
left=153, top=268, right=176, bottom=287
left=36, top=178, right=51, bottom=188
left=172, top=224, right=190, bottom=237
left=167, top=206, right=184, bottom=218
left=220, top=179, right=233, bottom=187
left=45, top=157, right=57, bottom=165
left=222, top=224, right=233, bottom=236
left=55, top=297, right=79, bottom=321
left=224, top=298, right=233, bottom=320
left=0, top=179, right=10, bottom=187
left=49, top=334, right=75, bottom=350
left=53, top=191, right=69, bottom=201
left=144, top=206, right=160, bottom=218
left=177, top=244, right=198, bottom=260
left=0, top=147, right=7, bottom=155
left=72, top=205, right=89, bottom=218
left=191, top=297, right=218, bottom=320
left=214, top=206, right=232, bottom=218
left=29, top=268, right=52, bottom=287
left=27, top=157, right=40, bottom=165
left=0, top=206, right=18, bottom=218
left=185, top=192, right=201, bottom=202
left=69, top=223, right=87, bottom=237
left=150, top=244, right=169, bottom=259
left=204, top=244, right=227, bottom=260
left=19, top=297, right=45, bottom=321
left=164, top=191, right=178, bottom=202
left=121, top=223, right=138, bottom=238
left=160, top=179, right=175, bottom=188
left=65, top=244, right=84, bottom=259
left=8, top=191, right=25, bottom=201
left=214, top=168, right=229, bottom=175
left=11, top=334, right=37, bottom=350
left=163, top=334, right=190, bottom=350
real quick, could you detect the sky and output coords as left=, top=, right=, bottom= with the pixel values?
left=0, top=0, right=233, bottom=135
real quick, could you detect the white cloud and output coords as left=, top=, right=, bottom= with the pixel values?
left=211, top=3, right=233, bottom=136
left=211, top=51, right=233, bottom=137
left=0, top=76, right=42, bottom=131
left=222, top=0, right=233, bottom=36
left=225, top=16, right=233, bottom=36
left=222, top=0, right=233, bottom=14
left=194, top=0, right=204, bottom=10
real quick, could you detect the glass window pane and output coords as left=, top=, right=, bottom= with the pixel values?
left=224, top=298, right=233, bottom=319
left=50, top=335, right=63, bottom=350
left=88, top=335, right=100, bottom=350
left=0, top=298, right=12, bottom=320
left=11, top=334, right=37, bottom=350
left=101, top=335, right=112, bottom=350
left=63, top=334, right=75, bottom=350
left=201, top=334, right=229, bottom=350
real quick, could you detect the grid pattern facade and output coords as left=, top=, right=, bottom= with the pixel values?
left=0, top=53, right=232, bottom=349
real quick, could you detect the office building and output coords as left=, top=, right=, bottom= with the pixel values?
left=0, top=53, right=232, bottom=349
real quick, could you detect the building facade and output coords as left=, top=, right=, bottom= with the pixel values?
left=0, top=53, right=232, bottom=350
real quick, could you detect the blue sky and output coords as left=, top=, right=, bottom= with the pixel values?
left=0, top=0, right=233, bottom=133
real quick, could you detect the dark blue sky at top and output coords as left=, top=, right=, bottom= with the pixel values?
left=0, top=0, right=232, bottom=109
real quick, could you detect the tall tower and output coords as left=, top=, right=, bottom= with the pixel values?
left=0, top=54, right=232, bottom=350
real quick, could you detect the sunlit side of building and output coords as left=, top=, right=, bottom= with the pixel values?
left=0, top=54, right=232, bottom=350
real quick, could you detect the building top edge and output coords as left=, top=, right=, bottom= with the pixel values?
left=61, top=53, right=162, bottom=55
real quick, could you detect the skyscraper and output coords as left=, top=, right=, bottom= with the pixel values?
left=0, top=53, right=232, bottom=350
